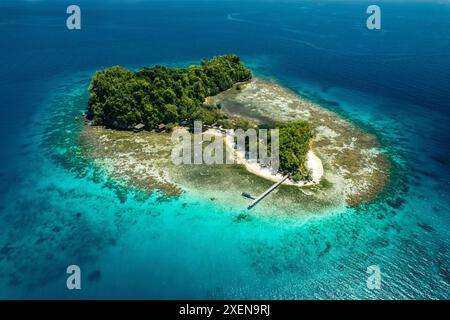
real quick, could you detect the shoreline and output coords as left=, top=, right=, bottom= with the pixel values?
left=80, top=76, right=390, bottom=208
left=207, top=77, right=391, bottom=206
left=204, top=128, right=324, bottom=187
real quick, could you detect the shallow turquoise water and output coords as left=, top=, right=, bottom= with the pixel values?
left=0, top=0, right=449, bottom=299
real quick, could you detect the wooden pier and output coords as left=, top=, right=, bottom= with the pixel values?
left=247, top=176, right=289, bottom=210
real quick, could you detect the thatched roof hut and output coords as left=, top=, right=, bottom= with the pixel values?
left=133, top=123, right=145, bottom=132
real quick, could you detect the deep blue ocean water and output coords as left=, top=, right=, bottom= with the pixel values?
left=0, top=0, right=449, bottom=299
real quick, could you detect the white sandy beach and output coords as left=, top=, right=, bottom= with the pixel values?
left=203, top=128, right=324, bottom=187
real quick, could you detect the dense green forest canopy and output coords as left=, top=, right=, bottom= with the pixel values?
left=87, top=55, right=252, bottom=130
left=278, top=121, right=313, bottom=181
left=87, top=55, right=313, bottom=181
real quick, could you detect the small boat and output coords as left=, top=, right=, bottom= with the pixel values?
left=241, top=192, right=256, bottom=200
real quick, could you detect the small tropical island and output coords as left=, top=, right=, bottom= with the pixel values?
left=87, top=55, right=316, bottom=183
left=80, top=55, right=390, bottom=212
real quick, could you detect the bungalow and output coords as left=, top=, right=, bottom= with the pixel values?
left=155, top=123, right=167, bottom=132
left=133, top=123, right=145, bottom=133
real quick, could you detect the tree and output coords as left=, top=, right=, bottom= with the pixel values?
left=163, top=104, right=179, bottom=124
left=88, top=55, right=253, bottom=130
left=278, top=121, right=313, bottom=181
